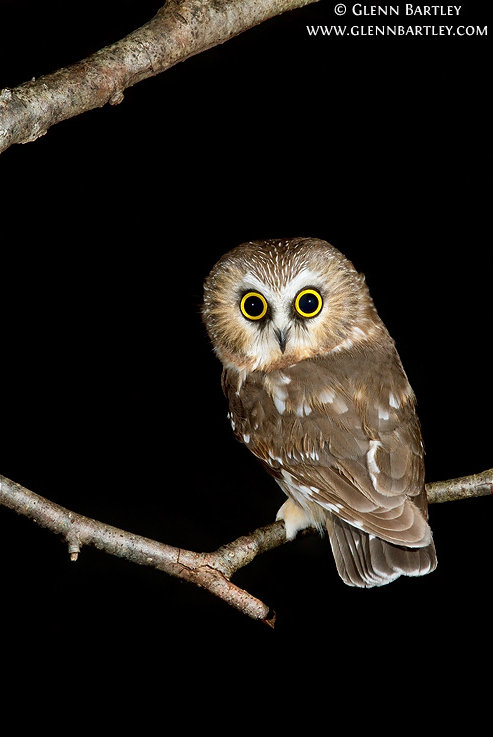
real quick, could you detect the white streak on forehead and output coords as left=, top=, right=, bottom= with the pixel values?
left=241, top=267, right=323, bottom=300
left=283, top=268, right=324, bottom=295
left=240, top=246, right=312, bottom=289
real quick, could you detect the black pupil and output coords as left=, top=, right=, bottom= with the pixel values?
left=244, top=295, right=264, bottom=317
left=299, top=293, right=319, bottom=314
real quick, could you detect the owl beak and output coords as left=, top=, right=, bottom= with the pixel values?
left=274, top=326, right=290, bottom=354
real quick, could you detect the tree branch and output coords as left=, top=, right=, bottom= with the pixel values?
left=0, top=0, right=317, bottom=155
left=1, top=469, right=491, bottom=627
left=425, top=469, right=493, bottom=504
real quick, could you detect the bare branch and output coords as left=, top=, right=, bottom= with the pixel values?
left=0, top=469, right=491, bottom=626
left=0, top=473, right=283, bottom=625
left=0, top=0, right=318, bottom=155
left=426, top=469, right=493, bottom=504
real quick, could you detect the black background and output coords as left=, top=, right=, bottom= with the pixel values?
left=0, top=0, right=490, bottom=716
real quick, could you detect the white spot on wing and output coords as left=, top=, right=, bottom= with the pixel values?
left=269, top=450, right=284, bottom=464
left=367, top=439, right=382, bottom=488
left=389, top=392, right=400, bottom=408
left=264, top=374, right=289, bottom=415
left=296, top=402, right=312, bottom=417
left=278, top=373, right=291, bottom=385
left=331, top=337, right=354, bottom=353
left=378, top=407, right=390, bottom=420
left=352, top=326, right=368, bottom=338
left=273, top=396, right=286, bottom=414
left=333, top=396, right=348, bottom=414
left=317, top=388, right=348, bottom=413
left=318, top=389, right=335, bottom=404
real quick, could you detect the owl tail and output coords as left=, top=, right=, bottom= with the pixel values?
left=326, top=513, right=437, bottom=588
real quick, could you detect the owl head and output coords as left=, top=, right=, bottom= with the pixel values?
left=202, top=238, right=380, bottom=372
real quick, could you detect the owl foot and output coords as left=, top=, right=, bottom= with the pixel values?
left=276, top=499, right=314, bottom=541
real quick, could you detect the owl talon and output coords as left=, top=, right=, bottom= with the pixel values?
left=276, top=499, right=314, bottom=541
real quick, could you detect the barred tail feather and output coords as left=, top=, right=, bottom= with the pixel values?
left=326, top=513, right=437, bottom=588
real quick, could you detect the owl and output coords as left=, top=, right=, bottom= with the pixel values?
left=202, top=238, right=437, bottom=587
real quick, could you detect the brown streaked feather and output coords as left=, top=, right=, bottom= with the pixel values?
left=327, top=514, right=399, bottom=587
left=328, top=514, right=437, bottom=588
left=223, top=340, right=436, bottom=585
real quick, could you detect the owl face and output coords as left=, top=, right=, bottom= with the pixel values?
left=203, top=238, right=377, bottom=372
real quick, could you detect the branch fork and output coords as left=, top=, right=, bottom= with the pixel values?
left=0, top=470, right=491, bottom=626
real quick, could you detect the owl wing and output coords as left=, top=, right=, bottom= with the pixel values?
left=223, top=349, right=436, bottom=586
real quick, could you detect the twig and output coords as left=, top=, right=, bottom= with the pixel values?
left=0, top=469, right=491, bottom=626
left=0, top=0, right=317, bottom=154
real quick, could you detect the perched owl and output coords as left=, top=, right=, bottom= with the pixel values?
left=202, top=238, right=437, bottom=587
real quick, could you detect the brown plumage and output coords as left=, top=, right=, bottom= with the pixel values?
left=202, top=238, right=437, bottom=587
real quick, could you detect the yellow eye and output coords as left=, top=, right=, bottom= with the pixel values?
left=240, top=291, right=268, bottom=321
left=294, top=288, right=323, bottom=318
